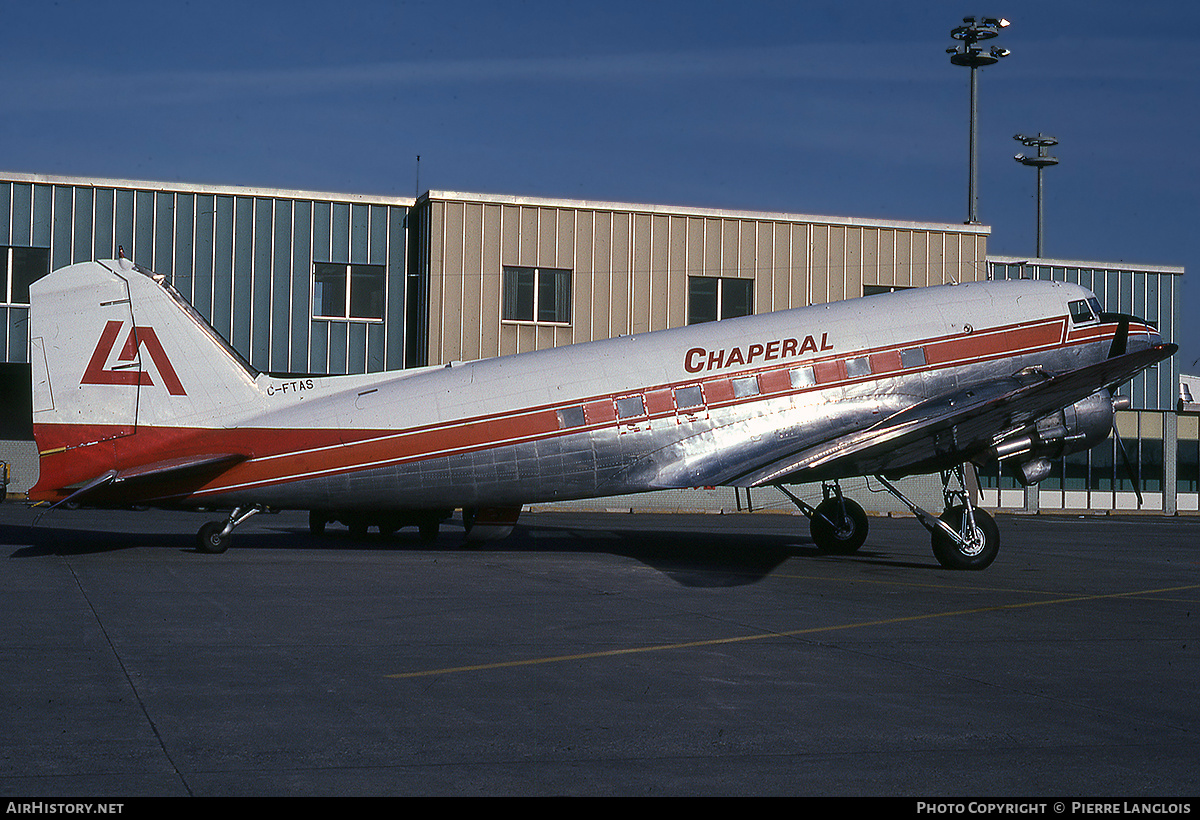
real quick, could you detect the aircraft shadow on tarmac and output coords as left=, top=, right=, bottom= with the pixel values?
left=2, top=511, right=935, bottom=585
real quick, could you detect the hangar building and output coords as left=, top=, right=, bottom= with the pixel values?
left=0, top=172, right=1189, bottom=516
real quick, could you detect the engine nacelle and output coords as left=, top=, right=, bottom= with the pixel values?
left=985, top=390, right=1117, bottom=486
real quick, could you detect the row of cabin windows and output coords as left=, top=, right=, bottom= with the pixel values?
left=555, top=346, right=929, bottom=429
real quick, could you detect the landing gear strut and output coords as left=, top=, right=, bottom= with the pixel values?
left=778, top=482, right=869, bottom=555
left=197, top=506, right=263, bottom=554
left=874, top=466, right=999, bottom=570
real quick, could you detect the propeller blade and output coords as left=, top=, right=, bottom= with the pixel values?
left=1113, top=425, right=1143, bottom=507
left=1103, top=313, right=1130, bottom=359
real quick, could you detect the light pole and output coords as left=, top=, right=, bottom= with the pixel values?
left=1013, top=133, right=1059, bottom=258
left=948, top=16, right=1011, bottom=225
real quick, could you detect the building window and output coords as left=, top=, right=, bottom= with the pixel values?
left=313, top=262, right=385, bottom=320
left=1, top=246, right=51, bottom=306
left=688, top=277, right=753, bottom=324
left=503, top=266, right=571, bottom=324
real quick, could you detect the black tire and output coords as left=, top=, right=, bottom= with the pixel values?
left=418, top=520, right=439, bottom=542
left=197, top=521, right=230, bottom=554
left=931, top=506, right=999, bottom=570
left=810, top=497, right=869, bottom=554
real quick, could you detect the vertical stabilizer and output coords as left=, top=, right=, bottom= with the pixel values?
left=28, top=259, right=264, bottom=498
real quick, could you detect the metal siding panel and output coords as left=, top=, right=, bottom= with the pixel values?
left=232, top=197, right=254, bottom=356
left=0, top=183, right=10, bottom=245
left=213, top=195, right=235, bottom=342
left=441, top=201, right=465, bottom=362
left=479, top=204, right=501, bottom=359
left=72, top=187, right=93, bottom=264
left=154, top=192, right=174, bottom=275
left=651, top=214, right=669, bottom=331
left=52, top=186, right=73, bottom=270
left=133, top=190, right=153, bottom=267
left=32, top=185, right=52, bottom=248
left=313, top=202, right=331, bottom=261
left=192, top=194, right=214, bottom=318
left=272, top=199, right=293, bottom=371
left=291, top=201, right=313, bottom=373
left=844, top=226, right=862, bottom=300
left=309, top=319, right=329, bottom=375
left=385, top=205, right=406, bottom=371
left=347, top=321, right=367, bottom=374
left=610, top=212, right=630, bottom=337
left=539, top=208, right=557, bottom=267
left=331, top=202, right=350, bottom=262
left=632, top=212, right=651, bottom=334
left=461, top=203, right=484, bottom=361
left=572, top=210, right=595, bottom=344
left=114, top=189, right=135, bottom=263
left=591, top=211, right=612, bottom=342
left=519, top=206, right=538, bottom=267
left=351, top=203, right=369, bottom=264
left=810, top=224, right=829, bottom=303
left=369, top=204, right=387, bottom=266
left=11, top=184, right=32, bottom=245
left=251, top=198, right=273, bottom=370
left=172, top=193, right=193, bottom=300
left=367, top=321, right=385, bottom=372
left=328, top=320, right=348, bottom=375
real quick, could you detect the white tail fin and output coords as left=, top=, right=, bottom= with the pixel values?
left=29, top=259, right=265, bottom=499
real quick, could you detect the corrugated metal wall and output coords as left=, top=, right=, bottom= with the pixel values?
left=422, top=192, right=991, bottom=365
left=0, top=175, right=412, bottom=375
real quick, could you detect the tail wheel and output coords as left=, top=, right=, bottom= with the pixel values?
left=932, top=506, right=999, bottom=570
left=810, top=497, right=868, bottom=554
left=197, top=521, right=231, bottom=554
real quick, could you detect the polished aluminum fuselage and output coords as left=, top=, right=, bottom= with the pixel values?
left=30, top=260, right=1154, bottom=514
left=183, top=280, right=1137, bottom=512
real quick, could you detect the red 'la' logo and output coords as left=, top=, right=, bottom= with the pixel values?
left=81, top=320, right=187, bottom=396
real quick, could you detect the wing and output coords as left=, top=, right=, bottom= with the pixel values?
left=737, top=343, right=1177, bottom=487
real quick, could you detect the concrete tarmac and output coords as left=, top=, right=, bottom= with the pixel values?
left=1, top=502, right=1197, bottom=797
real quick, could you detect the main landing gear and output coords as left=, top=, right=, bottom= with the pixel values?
left=875, top=466, right=999, bottom=570
left=778, top=466, right=999, bottom=570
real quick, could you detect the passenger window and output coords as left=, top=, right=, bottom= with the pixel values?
left=557, top=407, right=586, bottom=429
left=845, top=356, right=872, bottom=378
left=900, top=347, right=926, bottom=368
left=732, top=376, right=760, bottom=398
left=674, top=385, right=704, bottom=410
left=790, top=366, right=816, bottom=388
left=616, top=395, right=646, bottom=419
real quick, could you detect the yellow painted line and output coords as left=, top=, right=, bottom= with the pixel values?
left=386, top=582, right=1200, bottom=680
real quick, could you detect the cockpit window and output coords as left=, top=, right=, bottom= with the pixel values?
left=1068, top=299, right=1097, bottom=324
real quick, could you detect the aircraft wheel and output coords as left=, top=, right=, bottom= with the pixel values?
left=197, top=521, right=231, bottom=554
left=932, top=506, right=999, bottom=570
left=419, top=520, right=439, bottom=542
left=810, top=497, right=868, bottom=554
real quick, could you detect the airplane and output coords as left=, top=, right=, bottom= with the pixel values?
left=23, top=257, right=1175, bottom=570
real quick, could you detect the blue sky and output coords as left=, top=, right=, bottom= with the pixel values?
left=3, top=1, right=1197, bottom=371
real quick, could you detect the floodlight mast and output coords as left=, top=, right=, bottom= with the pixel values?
left=1013, top=133, right=1059, bottom=258
left=947, top=16, right=1011, bottom=225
